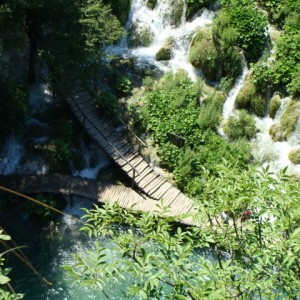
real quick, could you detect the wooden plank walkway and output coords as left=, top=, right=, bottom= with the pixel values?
left=0, top=175, right=198, bottom=226
left=67, top=88, right=197, bottom=220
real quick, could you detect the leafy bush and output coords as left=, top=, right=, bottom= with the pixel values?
left=189, top=28, right=220, bottom=81
left=224, top=110, right=256, bottom=140
left=289, top=149, right=300, bottom=164
left=197, top=91, right=224, bottom=130
left=104, top=0, right=131, bottom=24
left=136, top=72, right=251, bottom=195
left=269, top=94, right=281, bottom=118
left=217, top=0, right=267, bottom=62
left=128, top=24, right=153, bottom=47
left=212, top=11, right=242, bottom=83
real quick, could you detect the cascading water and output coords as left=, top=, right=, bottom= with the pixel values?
left=218, top=55, right=249, bottom=137
left=0, top=135, right=24, bottom=175
left=109, top=0, right=215, bottom=80
left=252, top=98, right=300, bottom=176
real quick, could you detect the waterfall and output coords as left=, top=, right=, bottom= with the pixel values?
left=218, top=55, right=249, bottom=137
left=222, top=55, right=249, bottom=120
left=0, top=136, right=24, bottom=175
left=251, top=98, right=300, bottom=176
left=109, top=0, right=215, bottom=80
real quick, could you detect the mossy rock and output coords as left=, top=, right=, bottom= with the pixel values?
left=170, top=0, right=184, bottom=27
left=235, top=77, right=255, bottom=110
left=156, top=38, right=173, bottom=61
left=147, top=0, right=157, bottom=9
left=235, top=75, right=267, bottom=117
left=279, top=100, right=300, bottom=139
left=289, top=149, right=300, bottom=164
left=269, top=123, right=285, bottom=142
left=269, top=95, right=281, bottom=118
left=189, top=28, right=220, bottom=81
left=269, top=100, right=300, bottom=142
left=128, top=24, right=154, bottom=48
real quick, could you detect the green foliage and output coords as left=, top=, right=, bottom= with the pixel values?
left=217, top=0, right=267, bottom=62
left=186, top=0, right=216, bottom=20
left=49, top=138, right=72, bottom=172
left=0, top=81, right=30, bottom=141
left=0, top=230, right=23, bottom=299
left=0, top=0, right=125, bottom=82
left=269, top=94, right=281, bottom=118
left=66, top=165, right=300, bottom=299
left=224, top=110, right=256, bottom=140
left=189, top=28, right=220, bottom=81
left=26, top=195, right=59, bottom=219
left=116, top=75, right=132, bottom=95
left=197, top=96, right=223, bottom=130
left=251, top=59, right=276, bottom=96
left=128, top=24, right=153, bottom=47
left=289, top=149, right=300, bottom=164
left=136, top=72, right=251, bottom=195
left=104, top=0, right=131, bottom=24
left=211, top=11, right=243, bottom=84
left=146, top=0, right=157, bottom=10
left=235, top=75, right=268, bottom=117
left=274, top=33, right=300, bottom=96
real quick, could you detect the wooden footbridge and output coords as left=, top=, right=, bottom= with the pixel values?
left=0, top=83, right=199, bottom=226
left=64, top=85, right=197, bottom=218
left=0, top=174, right=197, bottom=226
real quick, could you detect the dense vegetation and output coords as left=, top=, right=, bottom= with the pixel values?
left=130, top=73, right=251, bottom=195
left=1, top=0, right=300, bottom=298
left=67, top=165, right=300, bottom=299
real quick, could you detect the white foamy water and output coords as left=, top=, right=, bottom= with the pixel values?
left=0, top=135, right=24, bottom=175
left=252, top=98, right=300, bottom=176
left=28, top=83, right=53, bottom=113
left=109, top=0, right=215, bottom=80
left=222, top=56, right=249, bottom=120
left=73, top=143, right=110, bottom=180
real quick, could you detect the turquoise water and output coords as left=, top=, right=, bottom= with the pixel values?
left=1, top=198, right=214, bottom=300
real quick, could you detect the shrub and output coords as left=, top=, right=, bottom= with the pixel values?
left=224, top=110, right=256, bottom=140
left=197, top=99, right=222, bottom=130
left=128, top=24, right=153, bottom=47
left=289, top=149, right=300, bottom=164
left=212, top=12, right=242, bottom=82
left=221, top=0, right=267, bottom=62
left=189, top=28, right=220, bottom=81
left=269, top=95, right=281, bottom=118
left=103, top=0, right=131, bottom=24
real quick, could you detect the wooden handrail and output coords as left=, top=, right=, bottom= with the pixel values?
left=63, top=82, right=142, bottom=178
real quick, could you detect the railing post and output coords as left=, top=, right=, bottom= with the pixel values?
left=131, top=169, right=136, bottom=189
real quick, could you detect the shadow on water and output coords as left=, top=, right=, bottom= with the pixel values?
left=0, top=197, right=105, bottom=299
